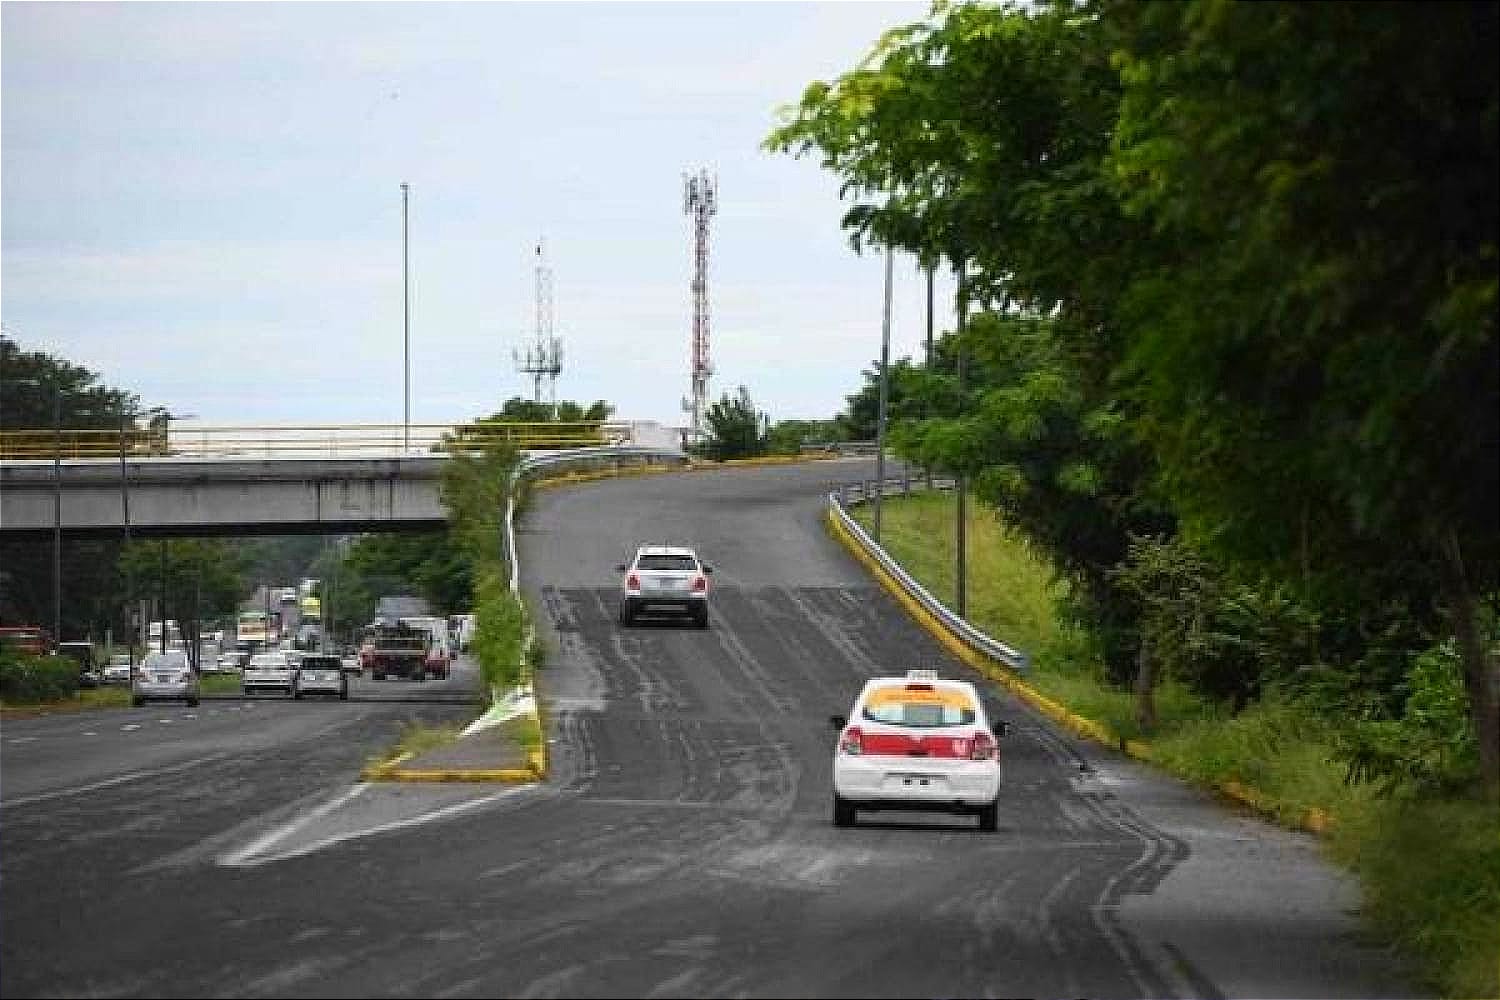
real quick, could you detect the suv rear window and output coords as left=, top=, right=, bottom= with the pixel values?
left=300, top=656, right=340, bottom=670
left=636, top=555, right=698, bottom=571
left=861, top=686, right=977, bottom=728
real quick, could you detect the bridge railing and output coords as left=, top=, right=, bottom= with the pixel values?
left=0, top=422, right=633, bottom=460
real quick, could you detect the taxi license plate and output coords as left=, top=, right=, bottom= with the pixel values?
left=154, top=674, right=172, bottom=683
left=887, top=773, right=944, bottom=789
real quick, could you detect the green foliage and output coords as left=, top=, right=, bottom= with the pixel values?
left=0, top=650, right=80, bottom=703
left=471, top=568, right=526, bottom=692
left=702, top=386, right=768, bottom=461
left=1329, top=796, right=1500, bottom=1000
left=765, top=418, right=845, bottom=456
left=439, top=437, right=529, bottom=695
left=1343, top=641, right=1482, bottom=797
left=486, top=397, right=613, bottom=423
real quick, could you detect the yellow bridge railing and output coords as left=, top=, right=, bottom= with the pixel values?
left=0, top=422, right=628, bottom=461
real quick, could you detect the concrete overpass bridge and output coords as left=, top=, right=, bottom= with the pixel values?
left=0, top=421, right=686, bottom=539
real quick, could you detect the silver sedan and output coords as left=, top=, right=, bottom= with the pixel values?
left=293, top=655, right=348, bottom=700
left=132, top=651, right=200, bottom=707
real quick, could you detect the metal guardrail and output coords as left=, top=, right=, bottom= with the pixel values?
left=829, top=477, right=1030, bottom=673
left=0, top=422, right=630, bottom=460
left=504, top=446, right=690, bottom=592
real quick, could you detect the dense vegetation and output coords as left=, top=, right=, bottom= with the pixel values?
left=767, top=0, right=1497, bottom=799
left=771, top=2, right=1497, bottom=992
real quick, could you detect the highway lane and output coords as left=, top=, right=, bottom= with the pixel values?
left=0, top=660, right=482, bottom=804
left=0, top=459, right=1420, bottom=998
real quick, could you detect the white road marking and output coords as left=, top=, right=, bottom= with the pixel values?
left=121, top=724, right=142, bottom=731
left=0, top=753, right=232, bottom=810
left=8, top=737, right=38, bottom=745
left=158, top=719, right=173, bottom=725
left=82, top=732, right=98, bottom=737
left=219, top=784, right=534, bottom=867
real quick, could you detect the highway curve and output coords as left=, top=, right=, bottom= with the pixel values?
left=0, top=459, right=1420, bottom=998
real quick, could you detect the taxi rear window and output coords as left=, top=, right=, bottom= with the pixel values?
left=637, top=555, right=697, bottom=571
left=861, top=685, right=977, bottom=728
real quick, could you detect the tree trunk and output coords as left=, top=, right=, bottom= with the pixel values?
left=1440, top=529, right=1499, bottom=805
left=1134, top=638, right=1157, bottom=732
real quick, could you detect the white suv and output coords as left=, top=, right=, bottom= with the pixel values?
left=830, top=670, right=1008, bottom=830
left=617, top=545, right=713, bottom=628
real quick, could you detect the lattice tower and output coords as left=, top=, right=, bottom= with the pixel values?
left=514, top=240, right=563, bottom=409
left=682, top=169, right=717, bottom=441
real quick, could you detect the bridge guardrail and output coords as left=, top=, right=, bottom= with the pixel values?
left=0, top=422, right=632, bottom=461
left=829, top=476, right=1030, bottom=674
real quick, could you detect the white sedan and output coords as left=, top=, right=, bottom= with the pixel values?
left=830, top=669, right=1007, bottom=830
left=242, top=652, right=295, bottom=696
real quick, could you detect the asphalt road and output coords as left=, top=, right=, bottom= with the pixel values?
left=0, top=458, right=1420, bottom=998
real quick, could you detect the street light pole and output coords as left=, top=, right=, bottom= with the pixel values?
left=52, top=386, right=61, bottom=651
left=401, top=182, right=411, bottom=453
left=874, top=240, right=894, bottom=544
left=119, top=404, right=134, bottom=666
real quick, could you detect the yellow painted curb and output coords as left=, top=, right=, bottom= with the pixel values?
left=825, top=505, right=1338, bottom=836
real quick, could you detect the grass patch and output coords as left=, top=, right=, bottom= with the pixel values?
left=367, top=721, right=466, bottom=769
left=1330, top=796, right=1500, bottom=999
left=850, top=490, right=1499, bottom=998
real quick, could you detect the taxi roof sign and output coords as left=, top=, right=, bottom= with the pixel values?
left=906, top=669, right=939, bottom=681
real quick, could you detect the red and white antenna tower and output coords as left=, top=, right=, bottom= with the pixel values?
left=682, top=168, right=717, bottom=441
left=514, top=239, right=563, bottom=412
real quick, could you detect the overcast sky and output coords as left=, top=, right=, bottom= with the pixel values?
left=2, top=1, right=957, bottom=430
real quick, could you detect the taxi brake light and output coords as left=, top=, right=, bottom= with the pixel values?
left=839, top=726, right=864, bottom=756
left=626, top=573, right=640, bottom=590
left=691, top=575, right=707, bottom=593
left=970, top=732, right=997, bottom=761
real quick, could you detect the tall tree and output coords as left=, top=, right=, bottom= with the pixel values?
left=702, top=387, right=769, bottom=461
left=1107, top=0, right=1500, bottom=799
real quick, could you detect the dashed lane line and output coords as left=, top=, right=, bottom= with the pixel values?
left=0, top=752, right=233, bottom=810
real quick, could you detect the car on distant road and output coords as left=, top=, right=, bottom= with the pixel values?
left=132, top=650, right=200, bottom=707
left=830, top=669, right=1007, bottom=831
left=242, top=651, right=296, bottom=697
left=102, top=652, right=135, bottom=685
left=293, top=654, right=348, bottom=700
left=616, top=544, right=713, bottom=628
left=55, top=641, right=101, bottom=688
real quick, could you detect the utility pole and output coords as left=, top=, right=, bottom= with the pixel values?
left=924, top=262, right=935, bottom=490
left=159, top=539, right=168, bottom=653
left=874, top=240, right=894, bottom=543
left=401, top=181, right=411, bottom=452
left=955, top=263, right=969, bottom=619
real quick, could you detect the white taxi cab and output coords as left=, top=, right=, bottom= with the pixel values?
left=830, top=669, right=1007, bottom=830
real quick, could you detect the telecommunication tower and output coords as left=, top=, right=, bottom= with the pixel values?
left=682, top=169, right=717, bottom=441
left=514, top=240, right=563, bottom=410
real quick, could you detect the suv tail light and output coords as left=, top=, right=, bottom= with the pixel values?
left=626, top=573, right=640, bottom=590
left=969, top=731, right=997, bottom=761
left=691, top=575, right=707, bottom=593
left=838, top=726, right=864, bottom=756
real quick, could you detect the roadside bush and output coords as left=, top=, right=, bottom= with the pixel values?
left=0, top=651, right=80, bottom=703
left=1341, top=640, right=1480, bottom=796
left=1330, top=796, right=1500, bottom=999
left=470, top=567, right=526, bottom=694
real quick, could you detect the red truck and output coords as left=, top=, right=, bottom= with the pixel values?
left=367, top=624, right=428, bottom=682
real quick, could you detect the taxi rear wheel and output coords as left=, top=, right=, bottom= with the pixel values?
left=832, top=794, right=857, bottom=828
left=976, top=798, right=998, bottom=832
